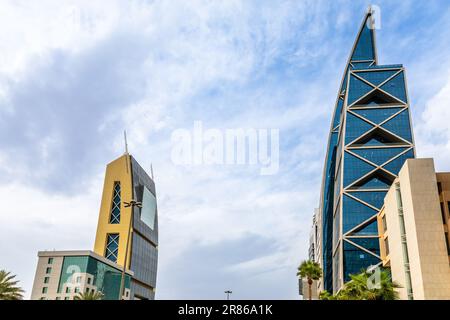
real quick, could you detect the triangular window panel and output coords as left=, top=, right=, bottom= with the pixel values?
left=347, top=191, right=387, bottom=210
left=351, top=17, right=375, bottom=61
left=349, top=219, right=379, bottom=236
left=343, top=152, right=376, bottom=188
left=380, top=71, right=407, bottom=103
left=350, top=127, right=407, bottom=147
left=342, top=195, right=378, bottom=233
left=349, top=169, right=395, bottom=190
left=344, top=238, right=380, bottom=256
left=381, top=110, right=413, bottom=142
left=352, top=89, right=402, bottom=107
left=383, top=149, right=415, bottom=175
left=350, top=147, right=408, bottom=166
left=352, top=107, right=403, bottom=125
left=355, top=70, right=398, bottom=87
left=351, top=61, right=374, bottom=69
left=345, top=112, right=374, bottom=144
left=348, top=75, right=375, bottom=105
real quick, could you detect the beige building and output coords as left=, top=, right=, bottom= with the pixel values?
left=377, top=158, right=450, bottom=300
left=300, top=277, right=319, bottom=300
left=30, top=250, right=133, bottom=300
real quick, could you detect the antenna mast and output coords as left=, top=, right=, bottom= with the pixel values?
left=124, top=130, right=129, bottom=155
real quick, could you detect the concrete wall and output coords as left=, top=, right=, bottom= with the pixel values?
left=30, top=255, right=64, bottom=300
left=381, top=159, right=450, bottom=300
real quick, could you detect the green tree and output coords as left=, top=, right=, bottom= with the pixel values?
left=297, top=260, right=322, bottom=300
left=0, top=270, right=24, bottom=300
left=320, top=268, right=401, bottom=300
left=318, top=290, right=335, bottom=300
left=74, top=291, right=104, bottom=300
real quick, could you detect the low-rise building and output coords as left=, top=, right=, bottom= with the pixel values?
left=30, top=250, right=133, bottom=300
left=299, top=277, right=319, bottom=300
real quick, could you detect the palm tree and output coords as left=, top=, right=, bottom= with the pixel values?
left=335, top=268, right=401, bottom=300
left=318, top=290, right=335, bottom=300
left=297, top=260, right=322, bottom=300
left=369, top=268, right=401, bottom=300
left=336, top=273, right=367, bottom=300
left=74, top=291, right=104, bottom=300
left=0, top=270, right=24, bottom=300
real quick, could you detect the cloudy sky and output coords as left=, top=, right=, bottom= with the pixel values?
left=1, top=0, right=450, bottom=300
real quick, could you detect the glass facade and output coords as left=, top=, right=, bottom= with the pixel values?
left=109, top=182, right=121, bottom=224
left=141, top=187, right=157, bottom=230
left=319, top=10, right=415, bottom=293
left=129, top=156, right=159, bottom=299
left=105, top=234, right=120, bottom=263
left=57, top=255, right=131, bottom=300
left=350, top=147, right=408, bottom=166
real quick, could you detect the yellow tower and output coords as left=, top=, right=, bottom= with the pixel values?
left=94, top=153, right=158, bottom=300
left=94, top=154, right=134, bottom=269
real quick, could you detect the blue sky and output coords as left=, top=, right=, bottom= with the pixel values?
left=1, top=0, right=450, bottom=299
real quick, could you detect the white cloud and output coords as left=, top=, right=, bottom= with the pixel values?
left=0, top=0, right=121, bottom=77
left=415, top=69, right=450, bottom=171
left=0, top=0, right=326, bottom=300
left=0, top=179, right=102, bottom=297
left=3, top=0, right=449, bottom=300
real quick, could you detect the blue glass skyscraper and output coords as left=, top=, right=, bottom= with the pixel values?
left=319, top=8, right=415, bottom=293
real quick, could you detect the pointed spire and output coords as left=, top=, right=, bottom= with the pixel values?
left=348, top=8, right=377, bottom=65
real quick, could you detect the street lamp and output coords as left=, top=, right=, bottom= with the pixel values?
left=224, top=290, right=232, bottom=300
left=118, top=199, right=142, bottom=300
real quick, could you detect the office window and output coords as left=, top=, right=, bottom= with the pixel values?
left=447, top=202, right=450, bottom=224
left=141, top=187, right=157, bottom=229
left=105, top=233, right=120, bottom=263
left=87, top=278, right=91, bottom=285
left=76, top=276, right=81, bottom=283
left=445, top=233, right=450, bottom=256
left=65, top=287, right=70, bottom=293
left=382, top=215, right=387, bottom=233
left=42, top=287, right=48, bottom=294
left=48, top=258, right=53, bottom=264
left=441, top=203, right=447, bottom=225
left=65, top=297, right=70, bottom=300
left=75, top=287, right=80, bottom=293
left=46, top=267, right=52, bottom=274
left=109, top=182, right=121, bottom=224
left=55, top=297, right=61, bottom=300
left=384, top=237, right=390, bottom=256
left=44, top=277, right=49, bottom=284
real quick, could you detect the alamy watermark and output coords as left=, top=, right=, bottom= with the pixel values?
left=366, top=265, right=381, bottom=289
left=171, top=121, right=279, bottom=175
left=367, top=5, right=381, bottom=30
